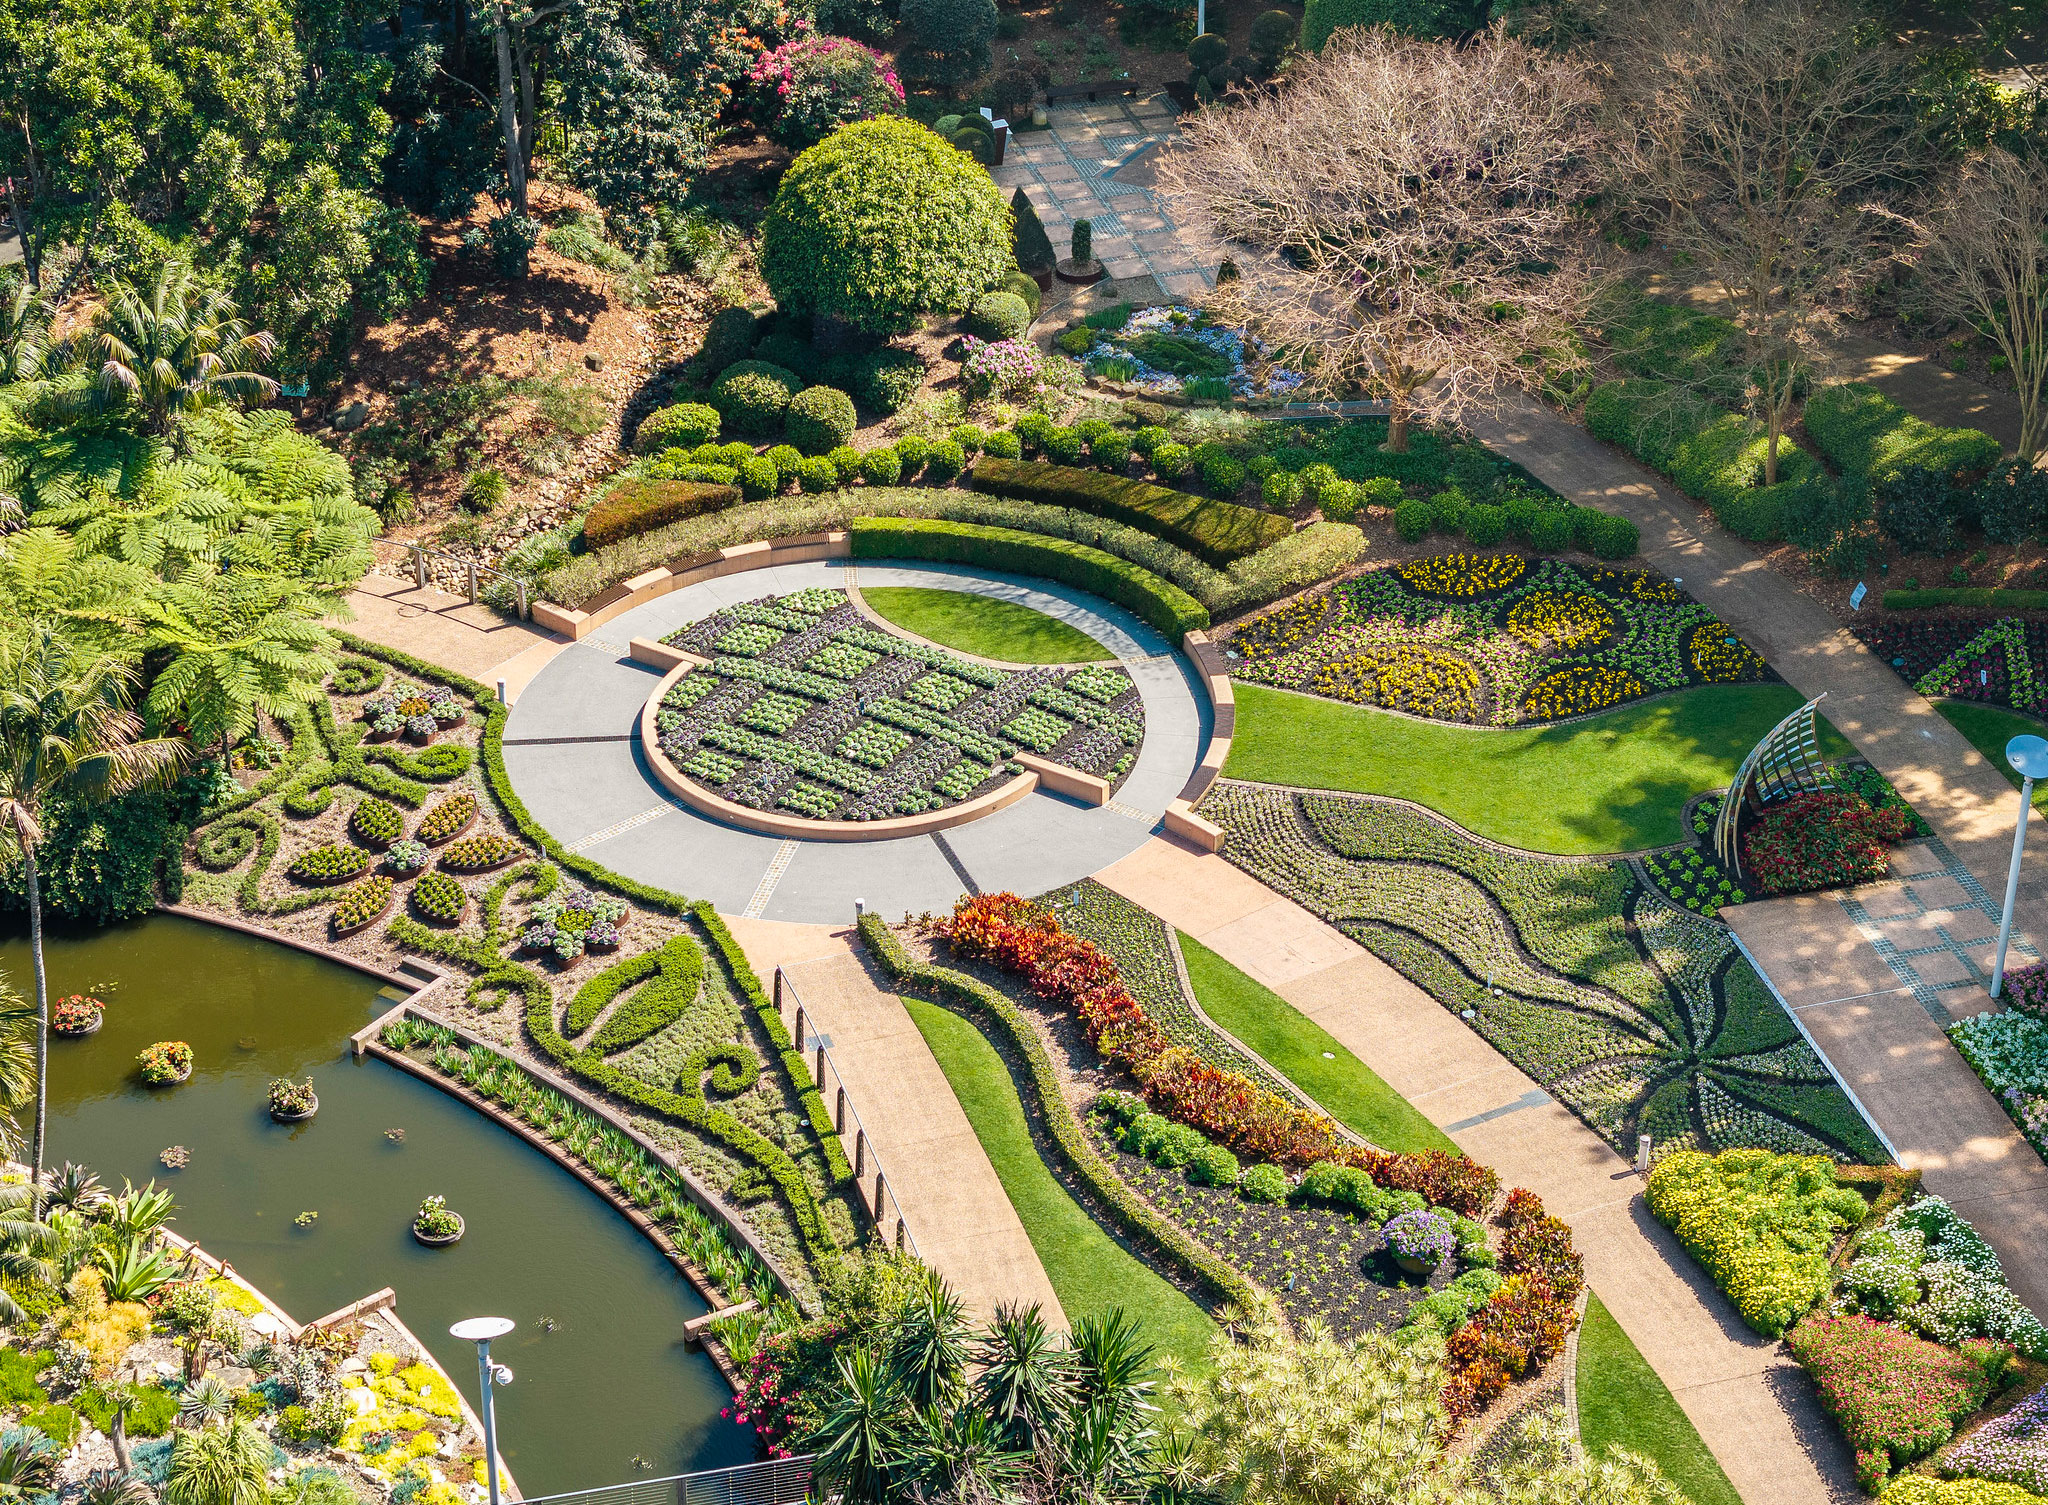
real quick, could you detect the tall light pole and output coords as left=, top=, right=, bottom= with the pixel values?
left=452, top=1317, right=515, bottom=1505
left=1992, top=734, right=2048, bottom=998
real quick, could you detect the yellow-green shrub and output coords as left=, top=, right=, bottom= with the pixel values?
left=1646, top=1147, right=1867, bottom=1336
left=1882, top=1480, right=2048, bottom=1505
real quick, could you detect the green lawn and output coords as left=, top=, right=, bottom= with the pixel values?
left=1578, top=1293, right=1741, bottom=1505
left=1175, top=933, right=1457, bottom=1157
left=1935, top=699, right=2048, bottom=808
left=1225, top=681, right=1853, bottom=854
left=862, top=586, right=1112, bottom=664
left=900, top=996, right=1216, bottom=1371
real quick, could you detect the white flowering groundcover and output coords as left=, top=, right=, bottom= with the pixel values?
left=656, top=590, right=1142, bottom=821
left=1949, top=1009, right=2048, bottom=1166
left=1083, top=304, right=1307, bottom=399
left=1197, top=782, right=1889, bottom=1163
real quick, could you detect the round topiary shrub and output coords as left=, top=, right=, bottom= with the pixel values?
left=1262, top=470, right=1304, bottom=508
left=635, top=402, right=721, bottom=454
left=796, top=455, right=839, bottom=493
left=949, top=423, right=987, bottom=454
left=1249, top=7, right=1298, bottom=62
left=968, top=291, right=1032, bottom=342
left=853, top=348, right=927, bottom=414
left=1000, top=270, right=1042, bottom=317
left=1130, top=425, right=1170, bottom=459
left=983, top=429, right=1022, bottom=460
left=1318, top=479, right=1363, bottom=520
left=1089, top=431, right=1132, bottom=471
left=924, top=440, right=967, bottom=483
left=1188, top=31, right=1230, bottom=71
left=1200, top=451, right=1246, bottom=496
left=1584, top=512, right=1641, bottom=560
left=895, top=435, right=931, bottom=475
left=860, top=446, right=903, bottom=485
left=764, top=442, right=805, bottom=474
left=761, top=117, right=1012, bottom=337
left=1045, top=426, right=1086, bottom=466
left=1528, top=508, right=1574, bottom=553
left=932, top=114, right=964, bottom=138
left=828, top=444, right=863, bottom=475
left=785, top=385, right=858, bottom=454
left=738, top=456, right=780, bottom=500
left=951, top=128, right=993, bottom=164
left=695, top=306, right=757, bottom=378
left=1151, top=441, right=1191, bottom=480
left=1462, top=504, right=1509, bottom=548
left=1394, top=497, right=1435, bottom=541
left=712, top=361, right=803, bottom=437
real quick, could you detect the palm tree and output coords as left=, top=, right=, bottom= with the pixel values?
left=972, top=1302, right=1076, bottom=1453
left=890, top=1266, right=971, bottom=1411
left=807, top=1348, right=911, bottom=1505
left=0, top=1180, right=56, bottom=1324
left=143, top=569, right=336, bottom=761
left=163, top=1421, right=271, bottom=1505
left=0, top=283, right=48, bottom=385
left=0, top=627, right=189, bottom=1210
left=80, top=265, right=277, bottom=435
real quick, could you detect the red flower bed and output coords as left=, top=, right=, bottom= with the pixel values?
left=1743, top=791, right=1917, bottom=896
left=1442, top=1272, right=1575, bottom=1419
left=937, top=893, right=1503, bottom=1216
left=1786, top=1313, right=2013, bottom=1491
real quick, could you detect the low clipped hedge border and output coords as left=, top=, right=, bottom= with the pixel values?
left=584, top=479, right=739, bottom=551
left=1883, top=587, right=2048, bottom=612
left=968, top=458, right=1295, bottom=567
left=329, top=634, right=856, bottom=1273
left=849, top=517, right=1210, bottom=643
left=857, top=911, right=1259, bottom=1313
left=1804, top=383, right=2002, bottom=489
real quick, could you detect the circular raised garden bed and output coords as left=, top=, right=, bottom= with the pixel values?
left=54, top=1013, right=103, bottom=1038
left=52, top=997, right=104, bottom=1037
left=270, top=1093, right=319, bottom=1124
left=413, top=1215, right=464, bottom=1247
left=1056, top=256, right=1105, bottom=286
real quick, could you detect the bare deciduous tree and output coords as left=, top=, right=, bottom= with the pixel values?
left=1155, top=26, right=1603, bottom=452
left=1885, top=147, right=2048, bottom=461
left=1601, top=0, right=1926, bottom=481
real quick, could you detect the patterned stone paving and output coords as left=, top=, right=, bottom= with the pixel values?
left=1839, top=838, right=2043, bottom=1023
left=994, top=96, right=1219, bottom=297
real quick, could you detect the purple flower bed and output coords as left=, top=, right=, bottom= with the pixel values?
left=2007, top=963, right=2048, bottom=1019
left=1943, top=1383, right=2048, bottom=1493
left=1854, top=615, right=2048, bottom=716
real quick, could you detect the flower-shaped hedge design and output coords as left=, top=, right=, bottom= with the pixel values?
left=1226, top=555, right=1770, bottom=725
left=656, top=590, right=1144, bottom=821
left=1197, top=780, right=1888, bottom=1164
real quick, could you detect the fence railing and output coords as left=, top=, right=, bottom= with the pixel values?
left=519, top=1455, right=817, bottom=1505
left=773, top=966, right=920, bottom=1258
left=375, top=539, right=531, bottom=619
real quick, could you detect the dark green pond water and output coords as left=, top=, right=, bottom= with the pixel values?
left=0, top=913, right=752, bottom=1496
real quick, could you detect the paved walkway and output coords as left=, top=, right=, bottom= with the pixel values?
left=501, top=559, right=1206, bottom=923
left=339, top=573, right=567, bottom=699
left=1096, top=837, right=1859, bottom=1505
left=723, top=918, right=1065, bottom=1327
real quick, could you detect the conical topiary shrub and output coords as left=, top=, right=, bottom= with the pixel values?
left=1012, top=186, right=1055, bottom=275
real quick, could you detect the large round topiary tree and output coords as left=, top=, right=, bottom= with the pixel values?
left=760, top=117, right=1014, bottom=340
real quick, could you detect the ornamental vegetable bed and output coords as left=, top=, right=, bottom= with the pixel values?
left=1225, top=554, right=1769, bottom=726
left=1199, top=782, right=1889, bottom=1163
left=655, top=589, right=1142, bottom=820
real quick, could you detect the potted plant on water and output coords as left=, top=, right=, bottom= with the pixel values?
left=51, top=994, right=105, bottom=1037
left=268, top=1077, right=318, bottom=1123
left=139, top=1041, right=195, bottom=1087
left=412, top=1195, right=464, bottom=1247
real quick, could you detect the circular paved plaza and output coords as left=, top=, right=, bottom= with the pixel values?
left=502, top=559, right=1210, bottom=923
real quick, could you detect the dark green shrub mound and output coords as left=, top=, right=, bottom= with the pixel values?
left=583, top=479, right=739, bottom=550
left=290, top=844, right=372, bottom=885
left=1874, top=467, right=1966, bottom=554
left=1975, top=459, right=2048, bottom=546
left=695, top=306, right=757, bottom=378
left=634, top=402, right=721, bottom=454
left=1189, top=32, right=1229, bottom=70
left=751, top=330, right=820, bottom=382
left=784, top=385, right=858, bottom=455
left=349, top=798, right=405, bottom=849
left=970, top=457, right=1294, bottom=566
left=853, top=348, right=927, bottom=414
left=951, top=128, right=992, bottom=164
left=851, top=517, right=1209, bottom=640
left=1804, top=382, right=2001, bottom=491
left=1000, top=269, right=1042, bottom=317
left=901, top=0, right=996, bottom=84
left=760, top=117, right=1011, bottom=336
left=1302, top=0, right=1462, bottom=47
left=1249, top=7, right=1297, bottom=61
left=412, top=872, right=467, bottom=925
left=968, top=290, right=1032, bottom=341
left=711, top=360, right=803, bottom=437
left=1126, top=331, right=1231, bottom=379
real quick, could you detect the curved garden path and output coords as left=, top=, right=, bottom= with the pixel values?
left=1464, top=394, right=2048, bottom=1321
left=1095, top=834, right=1860, bottom=1504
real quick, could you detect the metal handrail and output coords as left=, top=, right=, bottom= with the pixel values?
left=519, top=1455, right=817, bottom=1505
left=375, top=539, right=531, bottom=619
left=773, top=966, right=920, bottom=1258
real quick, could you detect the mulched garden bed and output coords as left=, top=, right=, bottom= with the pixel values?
left=1854, top=614, right=2048, bottom=716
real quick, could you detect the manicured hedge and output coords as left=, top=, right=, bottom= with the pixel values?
left=849, top=516, right=1211, bottom=642
left=1585, top=377, right=1825, bottom=543
left=583, top=478, right=738, bottom=550
left=1804, top=383, right=2002, bottom=488
left=968, top=457, right=1295, bottom=566
left=856, top=912, right=1259, bottom=1312
left=1883, top=587, right=2048, bottom=612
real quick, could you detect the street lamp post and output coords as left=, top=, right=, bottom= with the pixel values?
left=1992, top=735, right=2048, bottom=999
left=451, top=1317, right=516, bottom=1505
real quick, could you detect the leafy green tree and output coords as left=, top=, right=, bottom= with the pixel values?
left=81, top=265, right=277, bottom=435
left=900, top=0, right=996, bottom=84
left=143, top=569, right=337, bottom=758
left=760, top=117, right=1013, bottom=339
left=163, top=1421, right=271, bottom=1505
left=0, top=629, right=188, bottom=1212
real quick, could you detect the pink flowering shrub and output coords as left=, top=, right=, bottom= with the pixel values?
left=748, top=32, right=903, bottom=147
left=960, top=336, right=1051, bottom=399
left=2005, top=962, right=2048, bottom=1018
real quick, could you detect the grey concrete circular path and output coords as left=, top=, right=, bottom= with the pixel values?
left=502, top=559, right=1209, bottom=924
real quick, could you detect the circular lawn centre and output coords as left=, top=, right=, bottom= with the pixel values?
left=862, top=586, right=1114, bottom=664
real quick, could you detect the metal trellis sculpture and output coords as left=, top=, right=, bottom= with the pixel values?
left=1715, top=693, right=1832, bottom=877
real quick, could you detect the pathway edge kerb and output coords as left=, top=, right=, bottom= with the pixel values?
left=1725, top=929, right=1902, bottom=1165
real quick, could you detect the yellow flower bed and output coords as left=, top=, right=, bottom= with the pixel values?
left=337, top=1352, right=468, bottom=1485
left=1521, top=664, right=1645, bottom=719
left=1689, top=625, right=1767, bottom=683
left=205, top=1277, right=265, bottom=1317
left=1882, top=1480, right=2048, bottom=1505
left=1584, top=566, right=1681, bottom=603
left=1505, top=590, right=1613, bottom=652
left=1230, top=594, right=1334, bottom=661
left=1311, top=646, right=1482, bottom=721
left=1398, top=553, right=1527, bottom=598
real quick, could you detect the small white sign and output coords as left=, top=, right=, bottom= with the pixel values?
left=1849, top=581, right=1869, bottom=610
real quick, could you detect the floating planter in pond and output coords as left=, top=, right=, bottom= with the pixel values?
left=269, top=1077, right=319, bottom=1123
left=138, top=1041, right=194, bottom=1087
left=51, top=994, right=104, bottom=1037
left=413, top=1194, right=464, bottom=1247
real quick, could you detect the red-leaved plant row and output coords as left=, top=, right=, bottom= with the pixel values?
left=938, top=893, right=1586, bottom=1419
left=1742, top=790, right=1916, bottom=897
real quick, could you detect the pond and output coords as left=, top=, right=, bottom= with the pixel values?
left=0, top=912, right=753, bottom=1497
